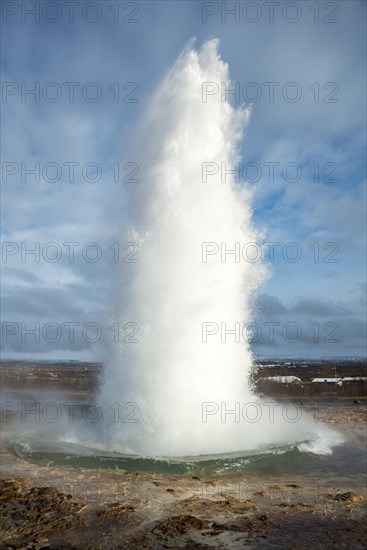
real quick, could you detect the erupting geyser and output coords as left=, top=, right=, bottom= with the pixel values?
left=97, top=39, right=341, bottom=457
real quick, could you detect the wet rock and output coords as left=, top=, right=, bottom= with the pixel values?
left=152, top=515, right=207, bottom=536
left=334, top=492, right=366, bottom=503
left=96, top=502, right=136, bottom=519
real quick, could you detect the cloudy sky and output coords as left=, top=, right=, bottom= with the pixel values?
left=1, top=0, right=366, bottom=359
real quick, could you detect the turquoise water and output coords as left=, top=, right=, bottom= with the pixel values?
left=11, top=434, right=366, bottom=478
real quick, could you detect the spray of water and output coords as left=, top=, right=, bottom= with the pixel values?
left=97, top=39, right=342, bottom=457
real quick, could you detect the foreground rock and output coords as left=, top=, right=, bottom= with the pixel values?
left=0, top=478, right=84, bottom=549
left=1, top=476, right=366, bottom=549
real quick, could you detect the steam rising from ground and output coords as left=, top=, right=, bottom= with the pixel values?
left=97, top=40, right=341, bottom=457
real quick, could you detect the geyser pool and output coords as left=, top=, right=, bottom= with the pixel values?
left=79, top=38, right=342, bottom=458
left=11, top=430, right=351, bottom=477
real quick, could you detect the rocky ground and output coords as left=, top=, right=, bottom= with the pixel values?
left=0, top=470, right=366, bottom=549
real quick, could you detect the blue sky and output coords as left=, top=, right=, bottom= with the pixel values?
left=1, top=0, right=366, bottom=359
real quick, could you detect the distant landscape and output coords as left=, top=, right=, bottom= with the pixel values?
left=252, top=357, right=367, bottom=398
left=1, top=358, right=366, bottom=400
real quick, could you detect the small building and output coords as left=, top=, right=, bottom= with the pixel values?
left=340, top=377, right=367, bottom=385
left=265, top=376, right=303, bottom=385
left=311, top=377, right=343, bottom=387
